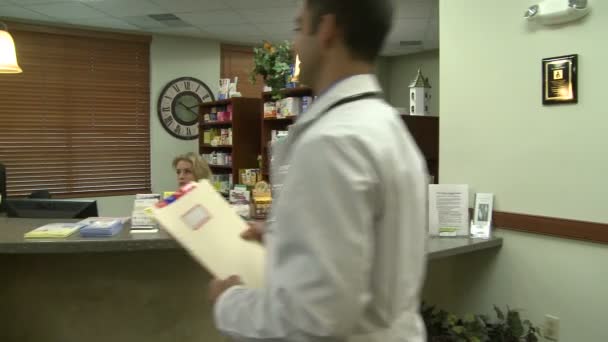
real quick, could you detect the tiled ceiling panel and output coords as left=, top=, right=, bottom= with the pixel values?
left=0, top=0, right=438, bottom=55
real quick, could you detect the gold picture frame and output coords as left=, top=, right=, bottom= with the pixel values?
left=542, top=54, right=578, bottom=105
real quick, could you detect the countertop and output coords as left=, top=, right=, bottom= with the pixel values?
left=0, top=216, right=502, bottom=257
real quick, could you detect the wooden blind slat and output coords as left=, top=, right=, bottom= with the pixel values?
left=0, top=26, right=151, bottom=197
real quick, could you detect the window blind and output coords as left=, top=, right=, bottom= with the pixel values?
left=0, top=24, right=151, bottom=198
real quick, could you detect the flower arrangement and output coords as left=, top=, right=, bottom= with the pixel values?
left=250, top=41, right=294, bottom=99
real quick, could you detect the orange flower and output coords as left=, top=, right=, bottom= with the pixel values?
left=264, top=41, right=272, bottom=51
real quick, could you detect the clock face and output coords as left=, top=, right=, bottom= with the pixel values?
left=157, top=77, right=214, bottom=140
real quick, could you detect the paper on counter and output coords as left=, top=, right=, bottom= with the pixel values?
left=429, top=184, right=469, bottom=237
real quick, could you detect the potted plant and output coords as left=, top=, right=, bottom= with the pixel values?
left=483, top=306, right=540, bottom=342
left=422, top=303, right=488, bottom=342
left=421, top=303, right=540, bottom=342
left=250, top=41, right=294, bottom=99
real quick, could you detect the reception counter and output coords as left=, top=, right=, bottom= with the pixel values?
left=0, top=216, right=502, bottom=258
left=0, top=216, right=178, bottom=254
left=0, top=216, right=502, bottom=342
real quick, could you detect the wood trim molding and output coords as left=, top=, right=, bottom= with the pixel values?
left=221, top=43, right=256, bottom=53
left=2, top=20, right=151, bottom=42
left=493, top=211, right=608, bottom=245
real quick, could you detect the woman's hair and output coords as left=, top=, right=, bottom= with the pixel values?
left=172, top=152, right=212, bottom=181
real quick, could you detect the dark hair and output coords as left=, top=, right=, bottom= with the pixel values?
left=306, top=0, right=393, bottom=62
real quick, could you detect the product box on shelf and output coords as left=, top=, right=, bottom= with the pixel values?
left=281, top=97, right=301, bottom=118
left=301, top=96, right=313, bottom=113
left=264, top=102, right=277, bottom=118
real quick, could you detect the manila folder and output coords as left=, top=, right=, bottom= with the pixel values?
left=151, top=180, right=265, bottom=288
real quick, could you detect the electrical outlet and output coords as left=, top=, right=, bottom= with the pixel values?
left=543, top=315, right=560, bottom=341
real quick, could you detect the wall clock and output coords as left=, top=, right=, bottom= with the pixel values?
left=157, top=77, right=214, bottom=140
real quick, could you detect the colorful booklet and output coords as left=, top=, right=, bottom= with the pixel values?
left=151, top=180, right=265, bottom=288
left=24, top=223, right=86, bottom=239
left=78, top=217, right=130, bottom=225
left=78, top=217, right=128, bottom=237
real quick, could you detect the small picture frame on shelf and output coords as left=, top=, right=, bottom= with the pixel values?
left=471, top=193, right=494, bottom=239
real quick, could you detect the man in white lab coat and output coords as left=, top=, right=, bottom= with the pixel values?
left=208, top=0, right=428, bottom=341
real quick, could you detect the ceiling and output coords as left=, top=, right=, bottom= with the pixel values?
left=0, top=0, right=438, bottom=56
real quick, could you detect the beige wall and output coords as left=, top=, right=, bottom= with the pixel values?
left=86, top=35, right=220, bottom=217
left=434, top=0, right=608, bottom=341
left=382, top=50, right=439, bottom=115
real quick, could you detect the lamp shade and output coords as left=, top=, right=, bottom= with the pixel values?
left=0, top=29, right=22, bottom=74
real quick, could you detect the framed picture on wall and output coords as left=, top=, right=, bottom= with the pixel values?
left=542, top=54, right=578, bottom=105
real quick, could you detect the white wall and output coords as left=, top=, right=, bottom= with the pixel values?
left=440, top=1, right=606, bottom=223
left=88, top=35, right=220, bottom=216
left=376, top=58, right=391, bottom=96
left=149, top=35, right=220, bottom=193
left=435, top=0, right=608, bottom=341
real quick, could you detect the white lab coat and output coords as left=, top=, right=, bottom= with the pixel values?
left=215, top=74, right=428, bottom=342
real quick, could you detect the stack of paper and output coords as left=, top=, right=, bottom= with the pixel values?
left=131, top=194, right=161, bottom=231
left=79, top=217, right=128, bottom=237
left=24, top=223, right=86, bottom=239
left=428, top=184, right=470, bottom=237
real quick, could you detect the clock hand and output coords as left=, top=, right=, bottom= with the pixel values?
left=178, top=102, right=199, bottom=116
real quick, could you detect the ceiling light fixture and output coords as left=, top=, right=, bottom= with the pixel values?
left=0, top=22, right=22, bottom=74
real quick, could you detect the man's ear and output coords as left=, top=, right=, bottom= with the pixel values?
left=316, top=13, right=339, bottom=49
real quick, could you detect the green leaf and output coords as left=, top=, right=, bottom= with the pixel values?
left=494, top=305, right=505, bottom=321
left=452, top=326, right=464, bottom=334
left=507, top=310, right=524, bottom=337
left=250, top=40, right=294, bottom=91
left=527, top=331, right=539, bottom=342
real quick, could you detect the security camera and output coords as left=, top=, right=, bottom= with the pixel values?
left=524, top=0, right=591, bottom=25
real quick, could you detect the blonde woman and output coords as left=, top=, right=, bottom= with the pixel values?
left=172, top=152, right=212, bottom=187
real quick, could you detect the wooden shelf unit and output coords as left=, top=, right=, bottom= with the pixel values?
left=263, top=117, right=297, bottom=122
left=401, top=114, right=439, bottom=183
left=208, top=164, right=233, bottom=170
left=259, top=89, right=439, bottom=184
left=199, top=97, right=262, bottom=183
left=260, top=87, right=313, bottom=178
left=262, top=86, right=313, bottom=99
left=200, top=144, right=232, bottom=149
left=201, top=120, right=233, bottom=127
